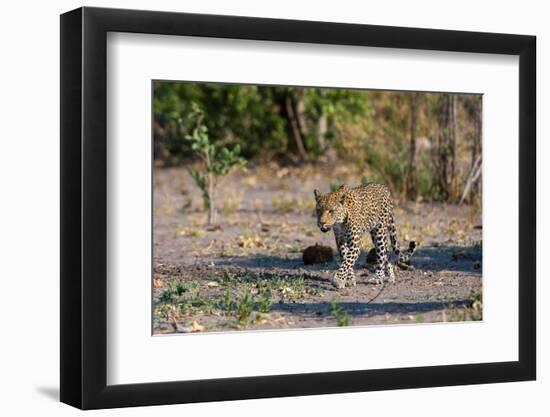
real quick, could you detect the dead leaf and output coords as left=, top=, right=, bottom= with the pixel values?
left=191, top=321, right=205, bottom=332
left=153, top=276, right=164, bottom=288
left=237, top=234, right=265, bottom=249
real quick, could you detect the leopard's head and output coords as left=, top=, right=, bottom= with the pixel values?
left=313, top=185, right=349, bottom=233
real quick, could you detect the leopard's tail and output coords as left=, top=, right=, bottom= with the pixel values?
left=389, top=216, right=417, bottom=264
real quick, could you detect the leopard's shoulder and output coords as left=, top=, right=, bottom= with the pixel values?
left=344, top=182, right=391, bottom=205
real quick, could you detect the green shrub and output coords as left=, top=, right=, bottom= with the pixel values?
left=330, top=300, right=352, bottom=326
left=183, top=103, right=246, bottom=224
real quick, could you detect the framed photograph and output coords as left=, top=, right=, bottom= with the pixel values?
left=60, top=6, right=536, bottom=410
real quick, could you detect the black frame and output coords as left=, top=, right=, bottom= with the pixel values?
left=60, top=6, right=536, bottom=410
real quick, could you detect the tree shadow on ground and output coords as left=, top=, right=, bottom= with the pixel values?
left=215, top=242, right=481, bottom=275
left=269, top=299, right=471, bottom=319
left=412, top=243, right=482, bottom=274
left=216, top=254, right=336, bottom=272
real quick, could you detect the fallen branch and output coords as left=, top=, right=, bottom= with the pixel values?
left=459, top=154, right=482, bottom=204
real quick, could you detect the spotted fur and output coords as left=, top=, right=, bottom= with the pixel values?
left=314, top=183, right=417, bottom=289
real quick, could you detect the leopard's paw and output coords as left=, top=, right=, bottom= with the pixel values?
left=387, top=264, right=396, bottom=283
left=368, top=273, right=385, bottom=285
left=347, top=271, right=357, bottom=287
left=331, top=272, right=347, bottom=289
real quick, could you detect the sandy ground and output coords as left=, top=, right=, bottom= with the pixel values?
left=153, top=164, right=482, bottom=334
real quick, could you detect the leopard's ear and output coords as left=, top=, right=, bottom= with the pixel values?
left=337, top=184, right=349, bottom=203
left=313, top=189, right=322, bottom=201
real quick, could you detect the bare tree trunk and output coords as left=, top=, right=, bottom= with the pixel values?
left=285, top=94, right=308, bottom=162
left=406, top=93, right=418, bottom=200
left=316, top=89, right=329, bottom=155
left=317, top=114, right=327, bottom=153
left=449, top=94, right=457, bottom=200
left=295, top=94, right=307, bottom=138
left=437, top=94, right=451, bottom=200
left=470, top=96, right=482, bottom=203
left=207, top=173, right=216, bottom=225
left=460, top=154, right=482, bottom=205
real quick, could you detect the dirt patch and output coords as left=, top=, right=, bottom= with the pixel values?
left=153, top=165, right=482, bottom=334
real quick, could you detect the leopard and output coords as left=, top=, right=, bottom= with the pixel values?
left=314, top=183, right=417, bottom=289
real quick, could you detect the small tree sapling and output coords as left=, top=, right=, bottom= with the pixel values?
left=183, top=104, right=246, bottom=225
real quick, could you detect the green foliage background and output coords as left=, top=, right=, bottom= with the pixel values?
left=153, top=81, right=482, bottom=203
left=154, top=82, right=372, bottom=161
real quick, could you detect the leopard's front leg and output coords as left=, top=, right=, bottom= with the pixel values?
left=332, top=225, right=360, bottom=289
left=370, top=226, right=392, bottom=284
left=333, top=225, right=348, bottom=260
